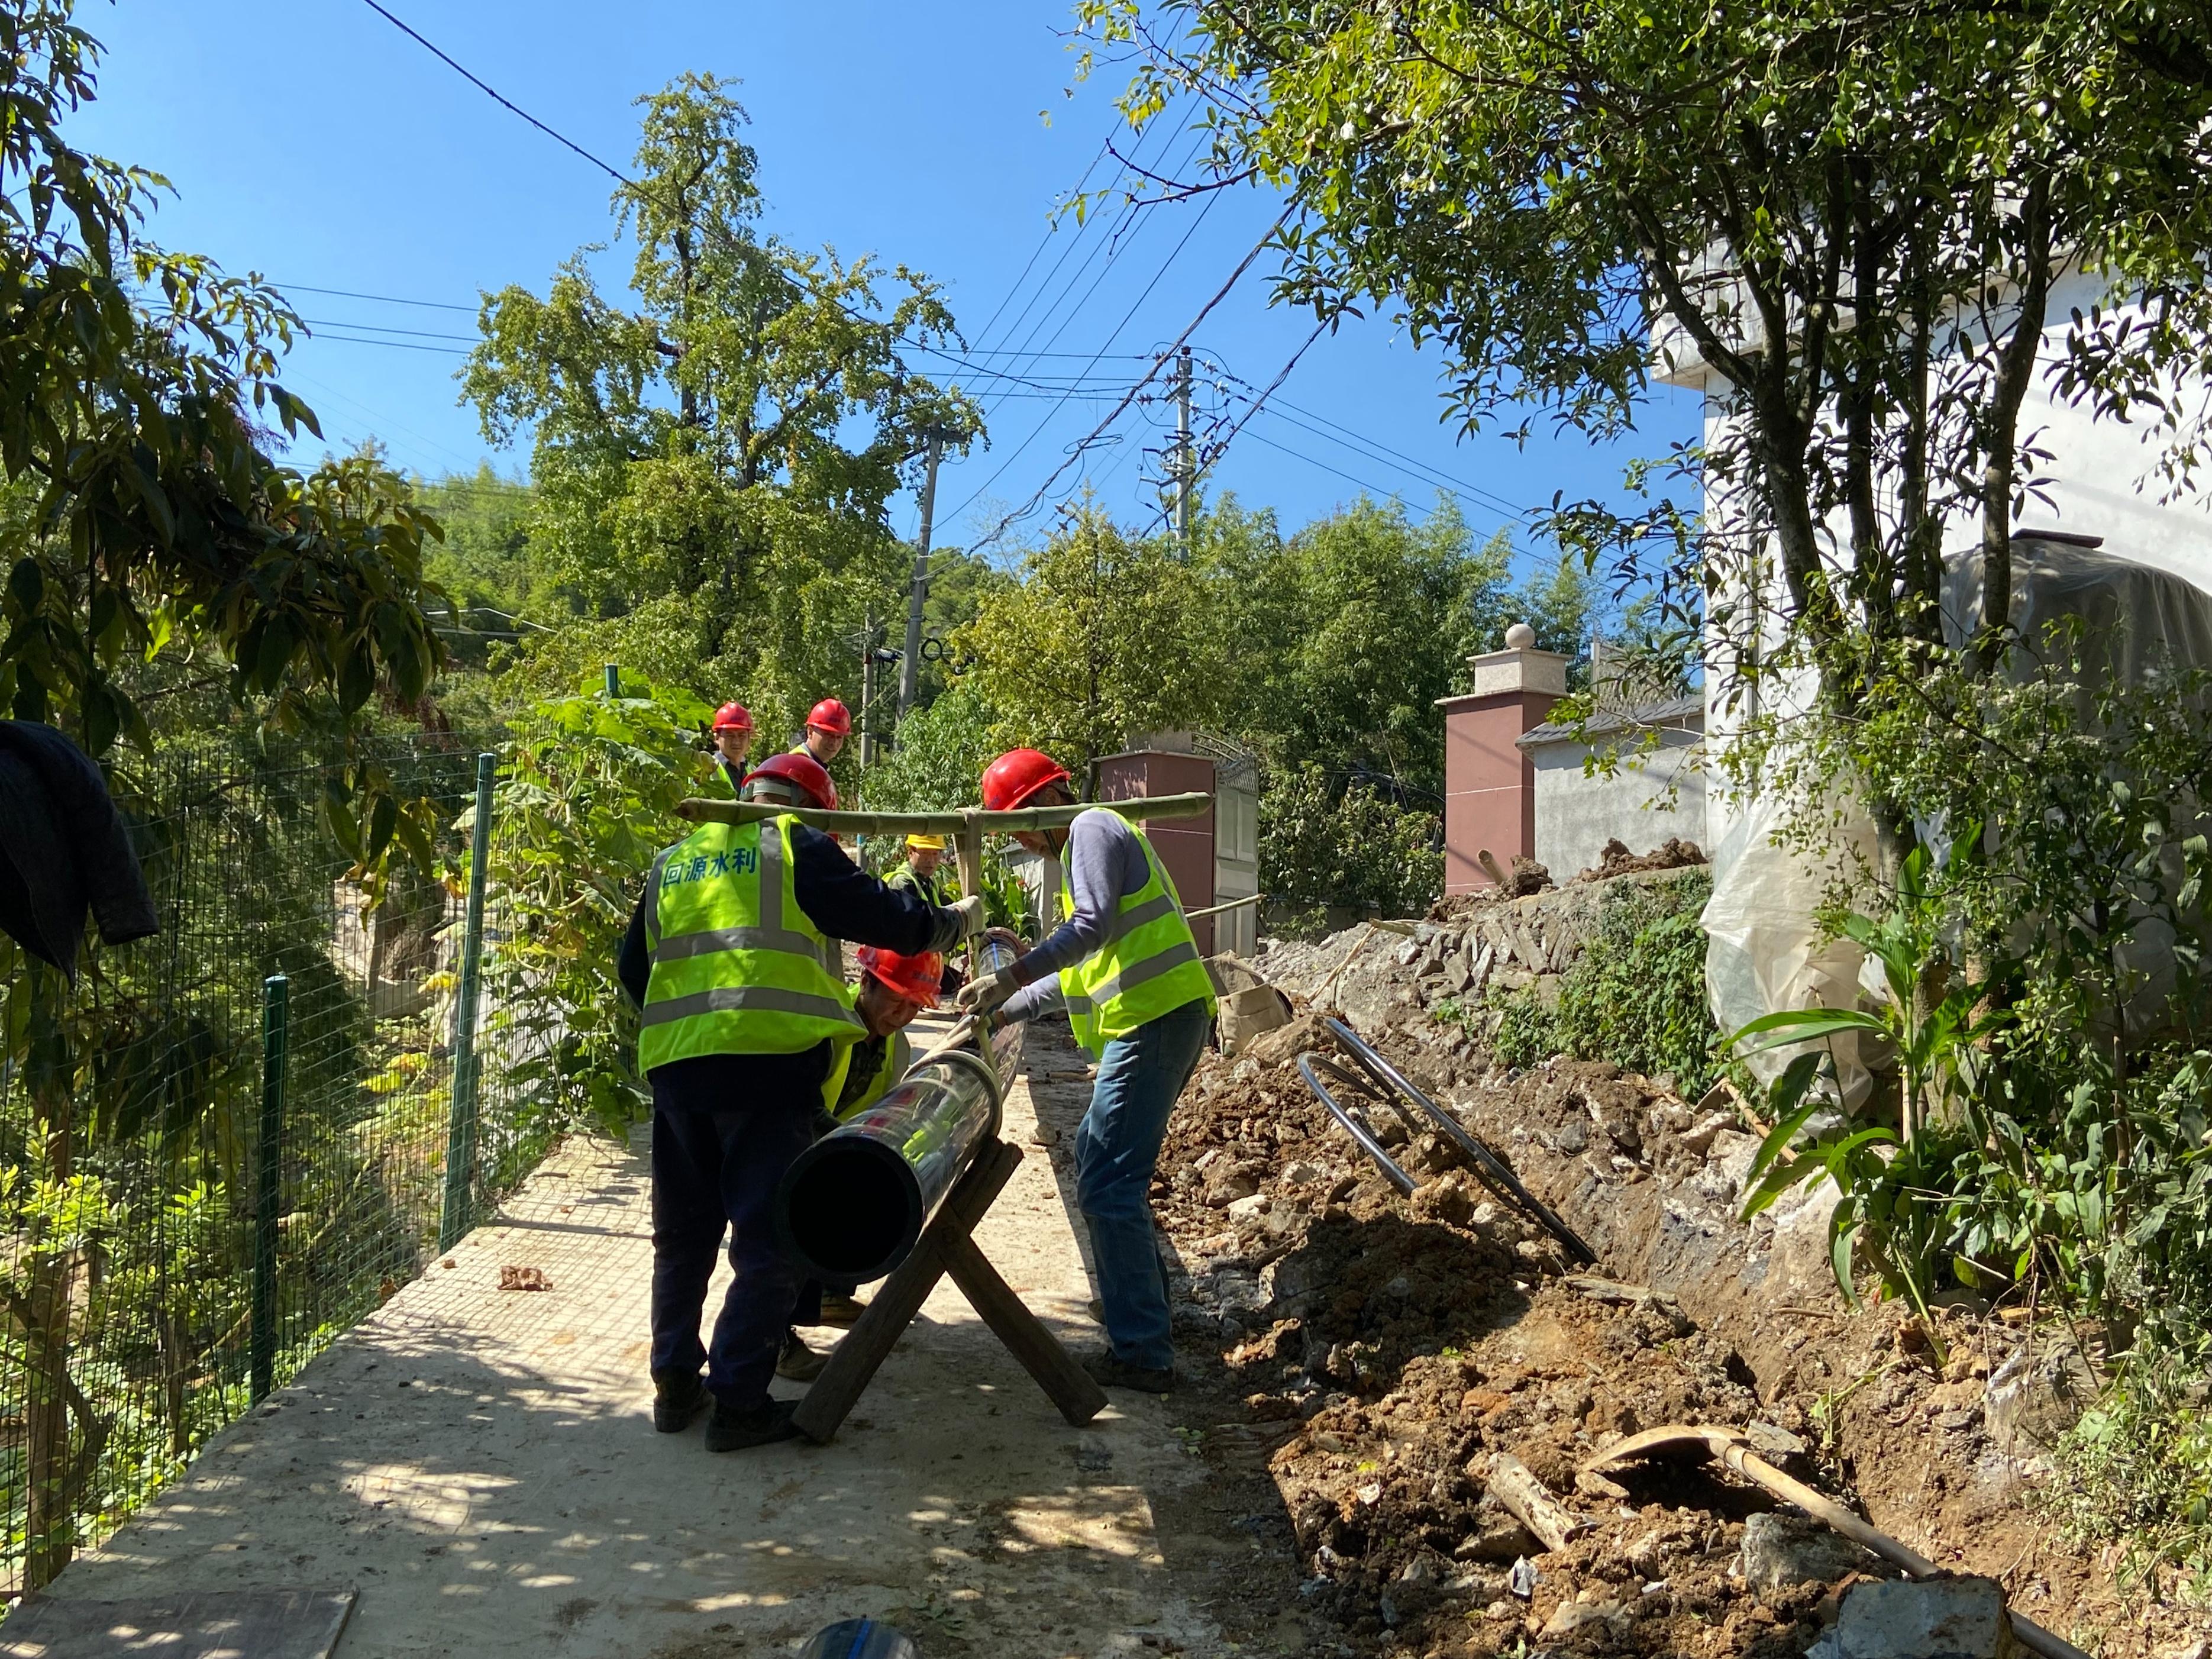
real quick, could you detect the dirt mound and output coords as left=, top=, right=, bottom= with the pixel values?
left=1426, top=858, right=1554, bottom=921
left=1152, top=1006, right=2195, bottom=1656
left=1572, top=836, right=1707, bottom=883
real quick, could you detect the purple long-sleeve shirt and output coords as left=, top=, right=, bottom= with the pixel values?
left=1000, top=808, right=1149, bottom=1024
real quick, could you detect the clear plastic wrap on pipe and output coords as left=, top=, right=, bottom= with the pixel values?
left=774, top=937, right=1025, bottom=1283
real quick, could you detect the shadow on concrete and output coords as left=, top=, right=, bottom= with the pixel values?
left=36, top=1074, right=1270, bottom=1658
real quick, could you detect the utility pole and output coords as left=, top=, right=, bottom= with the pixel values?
left=898, top=429, right=944, bottom=716
left=1173, top=346, right=1193, bottom=550
left=860, top=609, right=879, bottom=772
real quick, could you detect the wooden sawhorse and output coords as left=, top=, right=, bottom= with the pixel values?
left=793, top=1137, right=1107, bottom=1441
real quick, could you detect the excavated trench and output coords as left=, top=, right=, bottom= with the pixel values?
left=1126, top=886, right=2207, bottom=1659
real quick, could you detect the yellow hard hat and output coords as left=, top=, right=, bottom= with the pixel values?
left=906, top=833, right=947, bottom=851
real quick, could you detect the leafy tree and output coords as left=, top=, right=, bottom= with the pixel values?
left=462, top=72, right=983, bottom=757
left=0, top=4, right=449, bottom=1588
left=1258, top=760, right=1443, bottom=931
left=1078, top=0, right=2212, bottom=869
left=415, top=467, right=554, bottom=667
left=0, top=5, right=441, bottom=759
left=481, top=673, right=712, bottom=1138
left=958, top=503, right=1219, bottom=777
left=859, top=680, right=999, bottom=818
left=1206, top=493, right=1588, bottom=801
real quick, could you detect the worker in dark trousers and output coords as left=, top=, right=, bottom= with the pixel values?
left=618, top=750, right=982, bottom=1451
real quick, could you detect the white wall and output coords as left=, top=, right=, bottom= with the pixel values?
left=1529, top=731, right=1707, bottom=879
left=1681, top=281, right=2212, bottom=851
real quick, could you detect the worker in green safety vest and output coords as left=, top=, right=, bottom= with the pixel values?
left=617, top=750, right=983, bottom=1452
left=883, top=834, right=952, bottom=906
left=795, top=944, right=944, bottom=1331
left=884, top=835, right=970, bottom=999
left=709, top=702, right=754, bottom=796
left=955, top=747, right=1217, bottom=1396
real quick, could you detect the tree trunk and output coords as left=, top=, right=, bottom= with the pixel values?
left=1971, top=174, right=2054, bottom=678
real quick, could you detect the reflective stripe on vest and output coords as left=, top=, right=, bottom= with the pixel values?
left=1055, top=816, right=1218, bottom=1057
left=638, top=816, right=863, bottom=1073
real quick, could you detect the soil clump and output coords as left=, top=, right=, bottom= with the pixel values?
left=1572, top=836, right=1707, bottom=883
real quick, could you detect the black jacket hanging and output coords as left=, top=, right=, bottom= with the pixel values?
left=0, top=720, right=159, bottom=980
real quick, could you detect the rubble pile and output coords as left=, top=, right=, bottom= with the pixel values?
left=1263, top=866, right=1709, bottom=1043
left=1142, top=865, right=2200, bottom=1657
left=1574, top=836, right=1707, bottom=883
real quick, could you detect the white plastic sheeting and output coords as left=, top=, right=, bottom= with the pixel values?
left=1703, top=534, right=2212, bottom=1099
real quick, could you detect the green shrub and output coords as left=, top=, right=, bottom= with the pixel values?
left=2053, top=1350, right=2212, bottom=1593
left=1482, top=870, right=1717, bottom=1093
left=1260, top=761, right=1444, bottom=936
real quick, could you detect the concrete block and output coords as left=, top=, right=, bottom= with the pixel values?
left=1739, top=1510, right=1878, bottom=1595
left=1806, top=1576, right=2016, bottom=1658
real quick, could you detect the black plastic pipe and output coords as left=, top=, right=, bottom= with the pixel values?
left=1323, top=1016, right=1598, bottom=1265
left=1297, top=1051, right=1417, bottom=1196
left=774, top=938, right=1025, bottom=1283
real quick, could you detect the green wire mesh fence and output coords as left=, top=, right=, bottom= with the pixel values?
left=1, top=736, right=576, bottom=1600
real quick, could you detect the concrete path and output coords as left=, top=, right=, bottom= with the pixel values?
left=40, top=1026, right=1233, bottom=1659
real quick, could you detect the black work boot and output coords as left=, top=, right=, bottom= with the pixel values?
left=1083, top=1349, right=1176, bottom=1393
left=652, top=1371, right=707, bottom=1432
left=818, top=1292, right=867, bottom=1328
left=705, top=1397, right=801, bottom=1453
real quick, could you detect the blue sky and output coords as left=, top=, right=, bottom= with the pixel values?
left=69, top=0, right=1696, bottom=581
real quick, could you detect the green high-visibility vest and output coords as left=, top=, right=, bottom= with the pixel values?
left=638, top=816, right=864, bottom=1074
left=1056, top=815, right=1218, bottom=1057
left=824, top=1028, right=913, bottom=1122
left=885, top=863, right=952, bottom=908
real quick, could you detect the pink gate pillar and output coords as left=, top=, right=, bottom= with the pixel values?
left=1095, top=749, right=1219, bottom=954
left=1438, top=641, right=1568, bottom=893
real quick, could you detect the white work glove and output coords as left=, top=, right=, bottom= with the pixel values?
left=955, top=967, right=1018, bottom=1016
left=947, top=893, right=987, bottom=937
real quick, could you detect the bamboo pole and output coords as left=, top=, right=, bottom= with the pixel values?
left=1584, top=1426, right=2091, bottom=1659
left=673, top=791, right=1214, bottom=835
left=1186, top=892, right=1264, bottom=922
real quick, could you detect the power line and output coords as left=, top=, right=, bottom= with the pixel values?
left=357, top=0, right=630, bottom=189
left=1233, top=426, right=1519, bottom=541
left=310, top=332, right=470, bottom=356
left=965, top=124, right=1119, bottom=351
left=980, top=122, right=1208, bottom=398
left=354, top=0, right=1024, bottom=396
left=955, top=205, right=1295, bottom=552
left=1270, top=394, right=1530, bottom=518
left=278, top=281, right=477, bottom=314
left=941, top=186, right=1228, bottom=528
left=969, top=115, right=1183, bottom=365
left=1148, top=318, right=1328, bottom=534
left=301, top=315, right=478, bottom=343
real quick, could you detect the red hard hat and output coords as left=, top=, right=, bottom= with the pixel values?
left=712, top=702, right=753, bottom=732
left=855, top=945, right=944, bottom=1009
left=806, top=698, right=852, bottom=737
left=742, top=751, right=839, bottom=812
left=981, top=747, right=1072, bottom=813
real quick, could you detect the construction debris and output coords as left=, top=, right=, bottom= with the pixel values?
left=1483, top=1453, right=1587, bottom=1553
left=1137, top=883, right=2204, bottom=1655
left=1574, top=835, right=1707, bottom=883
left=1807, top=1577, right=2018, bottom=1659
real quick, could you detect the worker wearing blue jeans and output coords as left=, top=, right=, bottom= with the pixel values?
left=1070, top=1001, right=1212, bottom=1372
left=959, top=748, right=1218, bottom=1393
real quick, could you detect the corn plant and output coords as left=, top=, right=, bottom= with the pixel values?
left=1733, top=842, right=2010, bottom=1353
